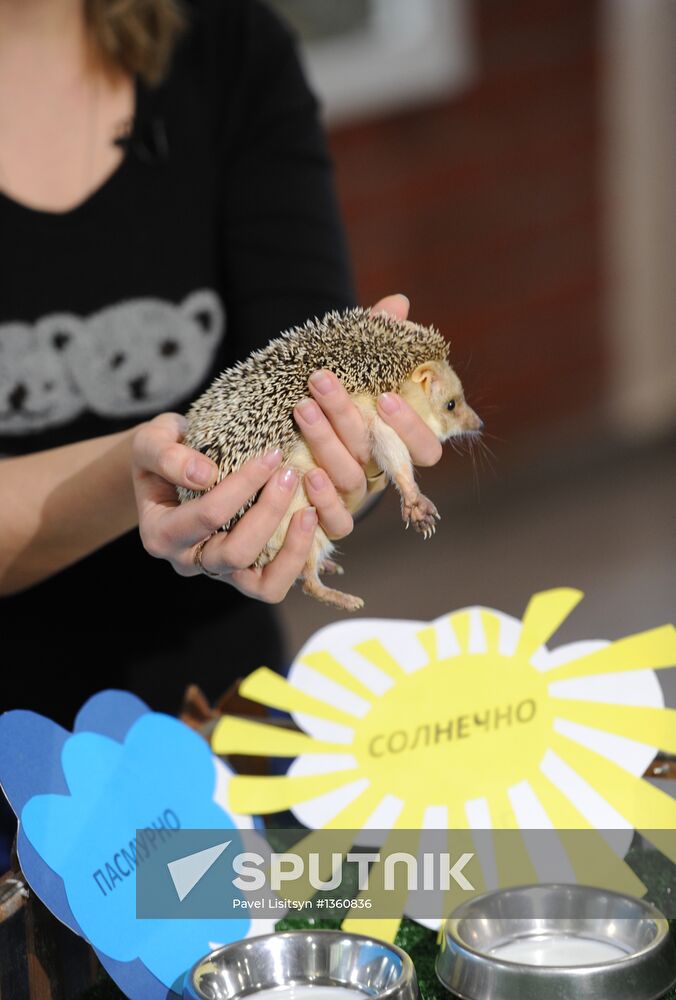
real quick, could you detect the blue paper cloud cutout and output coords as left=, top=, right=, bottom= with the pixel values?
left=20, top=711, right=250, bottom=990
left=1, top=694, right=174, bottom=996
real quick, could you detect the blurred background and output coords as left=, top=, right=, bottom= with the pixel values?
left=267, top=0, right=676, bottom=702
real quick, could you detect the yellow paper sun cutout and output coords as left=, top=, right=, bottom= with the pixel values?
left=214, top=588, right=676, bottom=941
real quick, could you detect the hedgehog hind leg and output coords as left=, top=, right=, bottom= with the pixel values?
left=302, top=571, right=364, bottom=612
left=302, top=530, right=363, bottom=612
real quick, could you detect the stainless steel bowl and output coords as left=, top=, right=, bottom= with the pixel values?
left=436, top=884, right=676, bottom=1000
left=184, top=930, right=419, bottom=1000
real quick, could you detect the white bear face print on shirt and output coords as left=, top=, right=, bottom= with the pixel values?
left=0, top=290, right=225, bottom=434
left=0, top=319, right=84, bottom=434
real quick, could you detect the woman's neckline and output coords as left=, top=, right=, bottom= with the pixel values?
left=0, top=75, right=142, bottom=224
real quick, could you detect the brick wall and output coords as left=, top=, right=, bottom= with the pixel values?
left=328, top=0, right=604, bottom=438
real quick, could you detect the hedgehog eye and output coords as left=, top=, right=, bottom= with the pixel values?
left=447, top=399, right=456, bottom=412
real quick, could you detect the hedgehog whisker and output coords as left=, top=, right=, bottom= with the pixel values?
left=478, top=436, right=498, bottom=465
left=475, top=435, right=498, bottom=479
left=467, top=435, right=481, bottom=501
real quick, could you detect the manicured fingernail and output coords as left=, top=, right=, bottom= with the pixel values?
left=261, top=448, right=283, bottom=469
left=309, top=370, right=334, bottom=395
left=301, top=507, right=317, bottom=531
left=295, top=398, right=321, bottom=424
left=279, top=468, right=298, bottom=491
left=307, top=469, right=327, bottom=491
left=378, top=392, right=400, bottom=415
left=186, top=458, right=216, bottom=486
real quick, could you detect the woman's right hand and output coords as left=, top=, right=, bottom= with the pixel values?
left=131, top=413, right=319, bottom=603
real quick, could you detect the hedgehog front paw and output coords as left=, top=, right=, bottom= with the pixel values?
left=402, top=493, right=440, bottom=540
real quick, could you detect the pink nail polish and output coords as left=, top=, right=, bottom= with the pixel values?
left=296, top=399, right=321, bottom=424
left=261, top=448, right=283, bottom=469
left=307, top=469, right=326, bottom=490
left=309, top=371, right=333, bottom=395
left=301, top=507, right=317, bottom=531
left=379, top=392, right=400, bottom=415
left=279, top=468, right=297, bottom=490
left=186, top=458, right=216, bottom=486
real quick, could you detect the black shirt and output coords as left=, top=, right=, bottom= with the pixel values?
left=0, top=0, right=355, bottom=724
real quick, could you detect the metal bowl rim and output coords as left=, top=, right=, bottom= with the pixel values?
left=190, top=928, right=417, bottom=1000
left=441, top=883, right=671, bottom=973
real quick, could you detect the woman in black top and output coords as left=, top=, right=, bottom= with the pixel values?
left=0, top=0, right=442, bottom=728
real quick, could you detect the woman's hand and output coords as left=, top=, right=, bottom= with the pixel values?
left=294, top=293, right=444, bottom=522
left=132, top=413, right=319, bottom=603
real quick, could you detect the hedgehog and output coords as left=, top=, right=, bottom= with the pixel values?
left=178, top=307, right=483, bottom=610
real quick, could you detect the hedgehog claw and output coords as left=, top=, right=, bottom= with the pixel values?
left=403, top=492, right=440, bottom=538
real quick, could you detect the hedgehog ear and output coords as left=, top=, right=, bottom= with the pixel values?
left=411, top=361, right=442, bottom=395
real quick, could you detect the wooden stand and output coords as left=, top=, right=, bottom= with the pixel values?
left=0, top=868, right=102, bottom=1000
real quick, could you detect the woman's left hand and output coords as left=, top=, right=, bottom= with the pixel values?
left=294, top=293, right=444, bottom=536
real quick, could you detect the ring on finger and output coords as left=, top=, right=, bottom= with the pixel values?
left=193, top=535, right=224, bottom=579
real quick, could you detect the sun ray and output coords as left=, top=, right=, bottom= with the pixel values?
left=527, top=769, right=647, bottom=897
left=438, top=805, right=488, bottom=920
left=486, top=789, right=520, bottom=830
left=211, top=716, right=345, bottom=758
left=445, top=802, right=471, bottom=831
left=352, top=639, right=407, bottom=680
left=545, top=625, right=676, bottom=680
left=639, top=829, right=676, bottom=867
left=464, top=799, right=501, bottom=890
left=343, top=915, right=402, bottom=944
left=323, top=785, right=385, bottom=831
left=342, top=799, right=423, bottom=943
left=299, top=653, right=377, bottom=703
left=448, top=611, right=471, bottom=653
left=486, top=791, right=540, bottom=887
left=480, top=610, right=501, bottom=653
left=515, top=588, right=584, bottom=660
left=415, top=626, right=437, bottom=663
left=229, top=768, right=360, bottom=815
left=550, top=700, right=676, bottom=754
left=239, top=667, right=359, bottom=725
left=551, top=732, right=676, bottom=860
